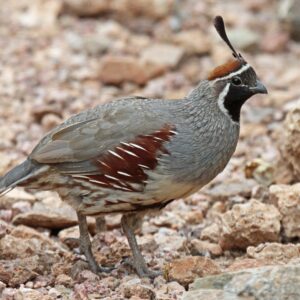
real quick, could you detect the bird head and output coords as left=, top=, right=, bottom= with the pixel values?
left=208, top=16, right=267, bottom=123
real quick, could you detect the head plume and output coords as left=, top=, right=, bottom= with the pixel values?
left=214, top=16, right=245, bottom=62
left=208, top=16, right=247, bottom=81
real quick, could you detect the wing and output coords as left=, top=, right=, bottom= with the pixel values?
left=30, top=97, right=177, bottom=193
left=30, top=97, right=168, bottom=163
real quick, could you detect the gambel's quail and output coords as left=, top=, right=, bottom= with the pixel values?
left=0, top=16, right=267, bottom=277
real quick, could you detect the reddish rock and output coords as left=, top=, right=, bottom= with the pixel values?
left=141, top=44, right=184, bottom=68
left=247, top=242, right=300, bottom=263
left=165, top=256, right=221, bottom=287
left=279, top=105, right=300, bottom=180
left=269, top=184, right=300, bottom=238
left=0, top=255, right=51, bottom=287
left=99, top=55, right=165, bottom=85
left=63, top=0, right=112, bottom=16
left=219, top=199, right=281, bottom=250
left=173, top=30, right=211, bottom=55
left=189, top=239, right=223, bottom=257
left=227, top=258, right=274, bottom=272
left=122, top=278, right=155, bottom=299
left=200, top=223, right=221, bottom=243
left=63, top=0, right=174, bottom=19
left=12, top=211, right=77, bottom=229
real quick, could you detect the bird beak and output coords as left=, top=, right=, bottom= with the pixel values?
left=251, top=80, right=268, bottom=94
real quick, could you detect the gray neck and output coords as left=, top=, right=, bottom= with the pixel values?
left=165, top=81, right=240, bottom=185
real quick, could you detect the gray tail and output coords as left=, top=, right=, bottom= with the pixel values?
left=0, top=159, right=44, bottom=196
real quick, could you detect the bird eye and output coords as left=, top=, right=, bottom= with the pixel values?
left=231, top=76, right=242, bottom=86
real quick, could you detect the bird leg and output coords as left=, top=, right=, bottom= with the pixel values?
left=77, top=211, right=112, bottom=273
left=95, top=216, right=106, bottom=233
left=121, top=213, right=161, bottom=278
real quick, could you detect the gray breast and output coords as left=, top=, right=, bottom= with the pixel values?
left=163, top=111, right=240, bottom=186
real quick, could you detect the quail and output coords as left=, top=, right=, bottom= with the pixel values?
left=0, top=16, right=267, bottom=277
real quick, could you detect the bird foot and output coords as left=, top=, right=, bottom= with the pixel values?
left=85, top=257, right=115, bottom=274
left=123, top=257, right=162, bottom=278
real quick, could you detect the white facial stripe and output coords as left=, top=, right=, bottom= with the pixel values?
left=217, top=83, right=240, bottom=124
left=217, top=82, right=238, bottom=125
left=217, top=83, right=230, bottom=117
left=213, top=64, right=250, bottom=82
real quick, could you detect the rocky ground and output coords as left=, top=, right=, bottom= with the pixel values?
left=1, top=0, right=300, bottom=299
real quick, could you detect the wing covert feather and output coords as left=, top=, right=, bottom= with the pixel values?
left=30, top=97, right=172, bottom=164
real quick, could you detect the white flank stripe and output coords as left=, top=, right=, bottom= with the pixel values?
left=213, top=64, right=250, bottom=82
left=90, top=179, right=109, bottom=185
left=104, top=174, right=121, bottom=182
left=154, top=137, right=164, bottom=141
left=98, top=160, right=111, bottom=169
left=130, top=143, right=147, bottom=151
left=72, top=175, right=90, bottom=180
left=115, top=185, right=133, bottom=192
left=119, top=148, right=139, bottom=158
left=120, top=142, right=130, bottom=147
left=117, top=171, right=132, bottom=177
left=138, top=164, right=150, bottom=169
left=169, top=130, right=177, bottom=135
left=108, top=150, right=124, bottom=160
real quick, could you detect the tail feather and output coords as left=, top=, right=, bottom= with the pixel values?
left=0, top=159, right=45, bottom=196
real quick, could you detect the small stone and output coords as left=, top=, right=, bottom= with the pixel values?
left=219, top=199, right=281, bottom=250
left=76, top=270, right=99, bottom=283
left=173, top=30, right=211, bottom=55
left=41, top=113, right=62, bottom=132
left=0, top=188, right=35, bottom=209
left=13, top=211, right=77, bottom=229
left=200, top=223, right=221, bottom=243
left=11, top=201, right=31, bottom=215
left=15, top=287, right=52, bottom=300
left=141, top=43, right=184, bottom=68
left=156, top=281, right=185, bottom=299
left=269, top=184, right=300, bottom=238
left=0, top=220, right=12, bottom=240
left=55, top=274, right=74, bottom=287
left=0, top=256, right=47, bottom=287
left=154, top=228, right=186, bottom=252
left=122, top=278, right=155, bottom=299
left=206, top=201, right=226, bottom=220
left=227, top=28, right=259, bottom=51
left=247, top=242, right=300, bottom=263
left=63, top=0, right=111, bottom=16
left=99, top=55, right=164, bottom=85
left=227, top=258, right=274, bottom=272
left=12, top=193, right=78, bottom=229
left=31, top=104, right=62, bottom=123
left=0, top=281, right=6, bottom=294
left=105, top=214, right=121, bottom=230
left=122, top=0, right=174, bottom=19
left=0, top=235, right=42, bottom=259
left=0, top=224, right=61, bottom=260
left=279, top=105, right=300, bottom=180
left=183, top=210, right=204, bottom=225
left=261, top=31, right=289, bottom=53
left=165, top=256, right=221, bottom=287
left=189, top=239, right=223, bottom=257
left=58, top=225, right=80, bottom=247
left=63, top=0, right=174, bottom=19
left=278, top=0, right=300, bottom=41
left=48, top=287, right=62, bottom=298
left=186, top=265, right=300, bottom=300
left=245, top=158, right=274, bottom=186
left=153, top=211, right=186, bottom=229
left=207, top=179, right=256, bottom=201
